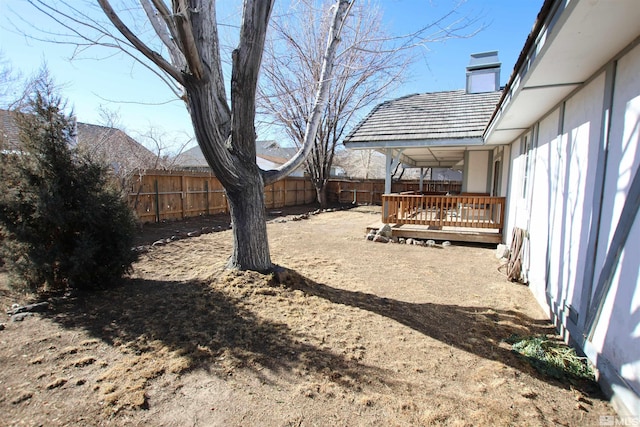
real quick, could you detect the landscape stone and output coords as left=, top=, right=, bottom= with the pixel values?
left=495, top=244, right=509, bottom=259
left=373, top=234, right=389, bottom=243
left=11, top=312, right=34, bottom=322
left=377, top=224, right=392, bottom=238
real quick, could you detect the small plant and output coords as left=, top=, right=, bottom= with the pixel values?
left=506, top=334, right=595, bottom=382
left=0, top=74, right=137, bottom=293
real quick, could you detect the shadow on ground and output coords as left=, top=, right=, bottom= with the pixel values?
left=46, top=275, right=389, bottom=393
left=276, top=268, right=603, bottom=396
left=132, top=203, right=353, bottom=246
left=44, top=265, right=602, bottom=410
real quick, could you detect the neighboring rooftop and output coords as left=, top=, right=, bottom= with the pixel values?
left=172, top=144, right=210, bottom=168
left=0, top=109, right=21, bottom=150
left=174, top=140, right=299, bottom=169
left=75, top=122, right=159, bottom=171
left=255, top=140, right=298, bottom=165
left=0, top=109, right=158, bottom=172
left=344, top=90, right=502, bottom=146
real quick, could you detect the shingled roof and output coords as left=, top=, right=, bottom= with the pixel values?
left=174, top=140, right=298, bottom=168
left=344, top=90, right=502, bottom=146
left=0, top=109, right=21, bottom=150
left=0, top=109, right=158, bottom=172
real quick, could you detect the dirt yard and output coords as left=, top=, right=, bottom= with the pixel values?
left=0, top=205, right=615, bottom=426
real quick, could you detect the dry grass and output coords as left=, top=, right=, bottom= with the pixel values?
left=0, top=206, right=615, bottom=426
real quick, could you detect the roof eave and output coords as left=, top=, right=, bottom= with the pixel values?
left=343, top=137, right=485, bottom=150
left=485, top=0, right=640, bottom=145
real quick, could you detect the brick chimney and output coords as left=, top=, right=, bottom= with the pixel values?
left=466, top=51, right=501, bottom=93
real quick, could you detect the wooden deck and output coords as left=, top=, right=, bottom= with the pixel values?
left=375, top=193, right=506, bottom=244
left=367, top=222, right=503, bottom=244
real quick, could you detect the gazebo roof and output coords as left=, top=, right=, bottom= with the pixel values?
left=343, top=90, right=502, bottom=168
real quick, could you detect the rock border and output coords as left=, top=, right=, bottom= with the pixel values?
left=132, top=207, right=350, bottom=254
left=365, top=226, right=452, bottom=249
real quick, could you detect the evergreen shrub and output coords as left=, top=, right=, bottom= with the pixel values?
left=0, top=79, right=138, bottom=293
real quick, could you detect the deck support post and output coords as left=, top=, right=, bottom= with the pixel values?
left=419, top=168, right=429, bottom=192
left=384, top=149, right=404, bottom=219
left=384, top=149, right=393, bottom=219
left=384, top=149, right=393, bottom=195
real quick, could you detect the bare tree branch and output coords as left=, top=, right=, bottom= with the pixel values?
left=230, top=0, right=275, bottom=163
left=263, top=0, right=353, bottom=185
left=7, top=0, right=362, bottom=270
left=97, top=0, right=185, bottom=85
left=140, top=0, right=186, bottom=71
left=172, top=0, right=205, bottom=80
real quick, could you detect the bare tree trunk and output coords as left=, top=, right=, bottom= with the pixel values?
left=315, top=182, right=328, bottom=209
left=185, top=79, right=272, bottom=272
left=226, top=174, right=271, bottom=271
left=95, top=0, right=351, bottom=272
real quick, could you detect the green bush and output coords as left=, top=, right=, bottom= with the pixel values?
left=506, top=334, right=595, bottom=381
left=0, top=79, right=137, bottom=293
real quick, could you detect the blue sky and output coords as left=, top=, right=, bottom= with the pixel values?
left=0, top=0, right=542, bottom=152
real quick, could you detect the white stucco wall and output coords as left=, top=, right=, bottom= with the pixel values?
left=503, top=139, right=523, bottom=246
left=500, top=42, right=640, bottom=417
left=504, top=131, right=535, bottom=245
left=499, top=145, right=510, bottom=198
left=549, top=74, right=604, bottom=322
left=463, top=150, right=490, bottom=193
left=590, top=43, right=640, bottom=414
left=524, top=108, right=557, bottom=306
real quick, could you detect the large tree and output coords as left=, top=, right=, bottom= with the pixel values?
left=20, top=0, right=354, bottom=272
left=258, top=0, right=480, bottom=207
left=259, top=0, right=409, bottom=207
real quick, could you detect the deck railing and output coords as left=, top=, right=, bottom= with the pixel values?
left=382, top=193, right=506, bottom=231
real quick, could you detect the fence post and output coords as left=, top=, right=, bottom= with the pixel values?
left=205, top=180, right=210, bottom=215
left=270, top=182, right=274, bottom=209
left=181, top=174, right=187, bottom=219
left=154, top=179, right=160, bottom=223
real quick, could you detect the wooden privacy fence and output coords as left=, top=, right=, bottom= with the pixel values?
left=382, top=193, right=506, bottom=232
left=127, top=170, right=316, bottom=223
left=326, top=179, right=462, bottom=205
left=125, top=171, right=465, bottom=223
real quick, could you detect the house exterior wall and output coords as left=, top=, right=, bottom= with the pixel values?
left=502, top=43, right=640, bottom=416
left=588, top=43, right=640, bottom=417
left=524, top=108, right=557, bottom=304
left=462, top=150, right=491, bottom=193
left=504, top=133, right=529, bottom=245
left=498, top=145, right=510, bottom=198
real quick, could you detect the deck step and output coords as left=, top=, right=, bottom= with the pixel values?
left=366, top=223, right=502, bottom=244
